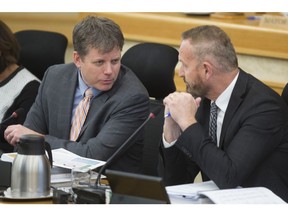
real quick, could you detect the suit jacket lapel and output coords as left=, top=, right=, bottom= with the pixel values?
left=57, top=66, right=78, bottom=138
left=219, top=69, right=248, bottom=148
left=78, top=92, right=109, bottom=137
left=196, top=98, right=211, bottom=134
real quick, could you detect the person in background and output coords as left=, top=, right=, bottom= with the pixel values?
left=0, top=20, right=40, bottom=154
left=162, top=25, right=288, bottom=202
left=4, top=16, right=149, bottom=173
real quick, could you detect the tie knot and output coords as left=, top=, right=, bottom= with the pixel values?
left=85, top=88, right=93, bottom=98
left=211, top=101, right=217, bottom=112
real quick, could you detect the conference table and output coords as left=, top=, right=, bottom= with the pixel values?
left=0, top=179, right=211, bottom=204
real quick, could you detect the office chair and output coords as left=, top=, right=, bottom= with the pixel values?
left=122, top=42, right=179, bottom=176
left=281, top=83, right=288, bottom=105
left=14, top=30, right=68, bottom=80
left=122, top=42, right=178, bottom=100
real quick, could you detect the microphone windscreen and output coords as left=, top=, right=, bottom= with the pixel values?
left=150, top=105, right=164, bottom=117
left=13, top=108, right=25, bottom=119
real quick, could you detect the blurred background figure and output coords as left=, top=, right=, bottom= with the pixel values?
left=0, top=20, right=40, bottom=154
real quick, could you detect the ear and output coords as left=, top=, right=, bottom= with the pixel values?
left=73, top=51, right=81, bottom=68
left=203, top=61, right=213, bottom=79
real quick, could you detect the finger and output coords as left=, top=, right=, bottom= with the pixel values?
left=10, top=135, right=19, bottom=146
left=195, top=97, right=202, bottom=107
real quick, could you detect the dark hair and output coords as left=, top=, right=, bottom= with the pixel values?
left=182, top=25, right=238, bottom=72
left=0, top=20, right=19, bottom=72
left=73, top=15, right=124, bottom=58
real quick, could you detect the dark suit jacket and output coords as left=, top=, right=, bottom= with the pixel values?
left=24, top=63, right=150, bottom=173
left=162, top=69, right=288, bottom=202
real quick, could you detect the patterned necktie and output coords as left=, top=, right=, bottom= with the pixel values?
left=70, top=88, right=93, bottom=141
left=209, top=101, right=218, bottom=144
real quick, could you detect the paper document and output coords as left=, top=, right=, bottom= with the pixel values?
left=198, top=187, right=286, bottom=204
left=166, top=181, right=286, bottom=204
left=52, top=148, right=106, bottom=171
left=166, top=181, right=219, bottom=204
left=1, top=148, right=106, bottom=172
left=166, top=180, right=219, bottom=197
left=0, top=152, right=17, bottom=163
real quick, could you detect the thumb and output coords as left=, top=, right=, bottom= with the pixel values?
left=195, top=97, right=202, bottom=107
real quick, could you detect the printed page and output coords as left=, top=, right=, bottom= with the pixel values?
left=199, top=187, right=286, bottom=204
left=166, top=181, right=219, bottom=204
left=52, top=148, right=106, bottom=171
left=166, top=180, right=219, bottom=197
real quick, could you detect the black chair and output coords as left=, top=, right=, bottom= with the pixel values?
left=122, top=42, right=179, bottom=176
left=15, top=30, right=68, bottom=80
left=281, top=83, right=288, bottom=105
left=122, top=42, right=178, bottom=100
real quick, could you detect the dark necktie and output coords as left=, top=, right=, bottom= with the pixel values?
left=209, top=101, right=218, bottom=144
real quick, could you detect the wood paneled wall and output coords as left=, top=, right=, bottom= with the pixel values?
left=0, top=12, right=286, bottom=95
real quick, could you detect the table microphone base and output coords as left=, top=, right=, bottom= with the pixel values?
left=72, top=186, right=107, bottom=204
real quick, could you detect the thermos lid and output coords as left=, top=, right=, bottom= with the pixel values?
left=18, top=134, right=45, bottom=155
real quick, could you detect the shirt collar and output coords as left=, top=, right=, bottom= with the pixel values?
left=215, top=70, right=239, bottom=113
left=77, top=69, right=100, bottom=97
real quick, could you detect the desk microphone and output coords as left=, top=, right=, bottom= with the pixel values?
left=0, top=108, right=25, bottom=129
left=73, top=106, right=163, bottom=204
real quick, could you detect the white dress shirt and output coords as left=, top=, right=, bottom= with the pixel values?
left=163, top=71, right=239, bottom=148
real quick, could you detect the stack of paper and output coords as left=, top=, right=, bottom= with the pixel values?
left=166, top=180, right=286, bottom=204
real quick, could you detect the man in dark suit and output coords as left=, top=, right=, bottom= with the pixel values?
left=4, top=16, right=149, bottom=173
left=162, top=25, right=288, bottom=202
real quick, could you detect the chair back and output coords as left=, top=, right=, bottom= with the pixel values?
left=122, top=42, right=178, bottom=100
left=122, top=43, right=178, bottom=176
left=15, top=30, right=68, bottom=80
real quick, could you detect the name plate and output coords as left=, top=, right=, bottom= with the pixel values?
left=260, top=15, right=288, bottom=30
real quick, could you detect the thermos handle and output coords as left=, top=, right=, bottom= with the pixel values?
left=44, top=142, right=53, bottom=167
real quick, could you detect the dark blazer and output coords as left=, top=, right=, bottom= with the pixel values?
left=25, top=63, right=150, bottom=173
left=162, top=68, right=288, bottom=202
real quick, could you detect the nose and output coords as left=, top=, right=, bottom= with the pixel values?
left=179, top=65, right=184, bottom=77
left=104, top=63, right=113, bottom=75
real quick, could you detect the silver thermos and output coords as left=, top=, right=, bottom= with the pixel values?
left=11, top=134, right=53, bottom=198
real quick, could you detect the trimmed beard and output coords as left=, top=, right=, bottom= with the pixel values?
left=185, top=76, right=207, bottom=98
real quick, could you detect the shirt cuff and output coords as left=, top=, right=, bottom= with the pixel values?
left=162, top=133, right=177, bottom=148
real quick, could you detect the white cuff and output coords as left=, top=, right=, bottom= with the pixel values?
left=162, top=133, right=177, bottom=148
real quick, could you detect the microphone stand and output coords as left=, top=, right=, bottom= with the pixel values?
left=72, top=111, right=160, bottom=204
left=94, top=112, right=156, bottom=189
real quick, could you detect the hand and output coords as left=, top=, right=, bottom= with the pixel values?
left=163, top=92, right=201, bottom=131
left=4, top=124, right=43, bottom=146
left=163, top=105, right=182, bottom=143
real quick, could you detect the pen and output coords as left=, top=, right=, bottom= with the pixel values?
left=164, top=112, right=171, bottom=118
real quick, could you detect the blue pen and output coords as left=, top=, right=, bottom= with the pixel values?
left=164, top=112, right=171, bottom=118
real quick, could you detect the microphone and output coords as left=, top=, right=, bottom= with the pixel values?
left=72, top=105, right=163, bottom=204
left=0, top=108, right=25, bottom=129
left=94, top=106, right=162, bottom=189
